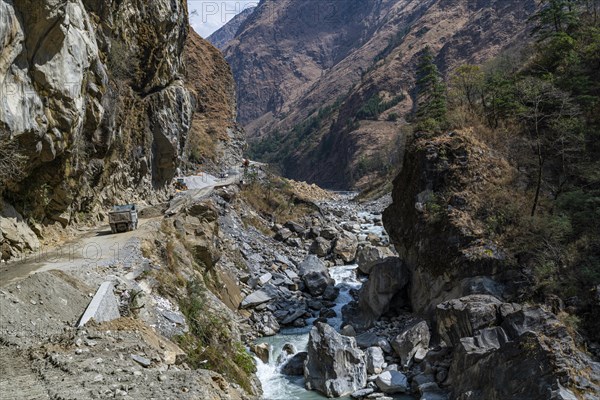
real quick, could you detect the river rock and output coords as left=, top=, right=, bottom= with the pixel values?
left=305, top=322, right=367, bottom=397
left=356, top=245, right=394, bottom=274
left=321, top=226, right=339, bottom=240
left=391, top=320, right=430, bottom=367
left=322, top=285, right=339, bottom=301
left=353, top=257, right=409, bottom=329
left=366, top=346, right=385, bottom=374
left=310, top=237, right=332, bottom=257
left=303, top=268, right=334, bottom=297
left=241, top=290, right=272, bottom=308
left=341, top=325, right=357, bottom=337
left=375, top=370, right=408, bottom=394
left=333, top=231, right=358, bottom=263
left=281, top=351, right=307, bottom=376
left=367, top=233, right=382, bottom=245
left=319, top=308, right=337, bottom=319
left=351, top=388, right=374, bottom=398
left=256, top=312, right=280, bottom=336
left=251, top=343, right=270, bottom=363
left=276, top=343, right=297, bottom=365
left=282, top=309, right=307, bottom=325
left=298, top=255, right=327, bottom=276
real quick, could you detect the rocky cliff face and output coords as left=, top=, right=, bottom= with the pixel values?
left=383, top=130, right=521, bottom=314
left=207, top=6, right=255, bottom=51
left=224, top=0, right=536, bottom=189
left=0, top=0, right=241, bottom=259
left=382, top=131, right=600, bottom=398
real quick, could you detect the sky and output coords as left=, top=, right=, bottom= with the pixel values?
left=187, top=1, right=259, bottom=38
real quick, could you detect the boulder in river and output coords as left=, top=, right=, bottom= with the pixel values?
left=251, top=343, right=270, bottom=363
left=349, top=257, right=409, bottom=329
left=391, top=320, right=430, bottom=367
left=303, top=270, right=334, bottom=297
left=366, top=346, right=385, bottom=374
left=356, top=245, right=394, bottom=274
left=375, top=370, right=409, bottom=394
left=305, top=322, right=367, bottom=397
left=333, top=231, right=358, bottom=263
left=298, top=255, right=327, bottom=276
left=281, top=352, right=307, bottom=376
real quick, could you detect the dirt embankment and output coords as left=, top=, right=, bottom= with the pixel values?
left=0, top=202, right=254, bottom=399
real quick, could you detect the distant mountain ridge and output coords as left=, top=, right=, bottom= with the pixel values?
left=222, top=0, right=537, bottom=189
left=207, top=6, right=256, bottom=50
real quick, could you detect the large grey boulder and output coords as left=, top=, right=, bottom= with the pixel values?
left=305, top=322, right=367, bottom=397
left=310, top=237, right=332, bottom=257
left=353, top=257, right=409, bottom=329
left=250, top=343, right=270, bottom=363
left=440, top=297, right=600, bottom=399
left=333, top=231, right=358, bottom=263
left=321, top=226, right=339, bottom=240
left=298, top=255, right=333, bottom=297
left=303, top=271, right=334, bottom=297
left=391, top=320, right=430, bottom=367
left=298, top=255, right=327, bottom=276
left=281, top=352, right=307, bottom=376
left=435, top=294, right=504, bottom=347
left=78, top=282, right=121, bottom=327
left=375, top=370, right=409, bottom=394
left=365, top=346, right=385, bottom=374
left=240, top=290, right=272, bottom=309
left=0, top=202, right=40, bottom=260
left=356, top=245, right=394, bottom=274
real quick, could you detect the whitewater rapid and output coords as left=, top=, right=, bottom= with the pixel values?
left=254, top=265, right=362, bottom=400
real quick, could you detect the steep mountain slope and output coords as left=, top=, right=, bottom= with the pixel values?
left=208, top=6, right=256, bottom=50
left=184, top=29, right=245, bottom=171
left=0, top=0, right=242, bottom=259
left=224, top=0, right=537, bottom=189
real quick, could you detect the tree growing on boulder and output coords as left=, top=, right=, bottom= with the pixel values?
left=414, top=46, right=448, bottom=131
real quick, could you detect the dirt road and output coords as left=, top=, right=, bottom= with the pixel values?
left=0, top=174, right=241, bottom=287
left=0, top=219, right=155, bottom=287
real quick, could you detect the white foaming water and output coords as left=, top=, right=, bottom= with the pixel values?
left=254, top=265, right=362, bottom=400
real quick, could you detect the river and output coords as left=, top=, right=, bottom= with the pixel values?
left=254, top=264, right=414, bottom=400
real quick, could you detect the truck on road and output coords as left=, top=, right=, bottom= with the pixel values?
left=108, top=204, right=138, bottom=233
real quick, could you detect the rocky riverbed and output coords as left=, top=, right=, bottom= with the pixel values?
left=2, top=171, right=599, bottom=399
left=227, top=190, right=433, bottom=400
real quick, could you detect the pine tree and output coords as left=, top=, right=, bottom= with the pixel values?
left=415, top=47, right=447, bottom=130
left=532, top=0, right=581, bottom=39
